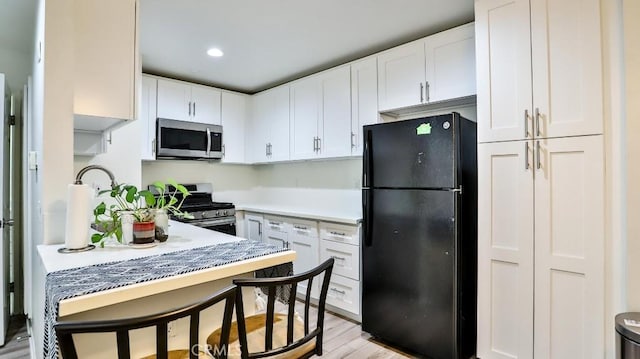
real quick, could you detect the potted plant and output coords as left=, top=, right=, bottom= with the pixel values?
left=145, top=180, right=193, bottom=241
left=91, top=180, right=192, bottom=246
left=91, top=184, right=156, bottom=246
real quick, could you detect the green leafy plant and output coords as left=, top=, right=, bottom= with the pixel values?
left=146, top=179, right=193, bottom=219
left=91, top=184, right=155, bottom=246
left=91, top=180, right=193, bottom=247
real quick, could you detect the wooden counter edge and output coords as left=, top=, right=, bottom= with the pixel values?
left=58, top=250, right=297, bottom=317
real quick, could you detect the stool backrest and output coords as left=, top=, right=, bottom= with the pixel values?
left=233, top=258, right=334, bottom=358
left=54, top=285, right=237, bottom=359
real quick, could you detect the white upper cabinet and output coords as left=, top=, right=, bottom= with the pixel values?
left=425, top=23, right=476, bottom=103
left=157, top=78, right=221, bottom=125
left=377, top=40, right=426, bottom=111
left=476, top=0, right=603, bottom=143
left=139, top=75, right=157, bottom=161
left=475, top=0, right=533, bottom=143
left=221, top=91, right=248, bottom=163
left=73, top=0, right=137, bottom=123
left=351, top=56, right=379, bottom=156
left=290, top=66, right=352, bottom=160
left=529, top=0, right=603, bottom=139
left=377, top=23, right=476, bottom=112
left=249, top=85, right=290, bottom=163
left=320, top=66, right=352, bottom=158
left=290, top=76, right=321, bottom=160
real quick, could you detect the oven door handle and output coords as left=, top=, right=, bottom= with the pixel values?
left=190, top=217, right=236, bottom=227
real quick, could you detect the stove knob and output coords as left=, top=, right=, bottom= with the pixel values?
left=201, top=212, right=206, bottom=218
left=222, top=210, right=227, bottom=216
left=216, top=210, right=221, bottom=216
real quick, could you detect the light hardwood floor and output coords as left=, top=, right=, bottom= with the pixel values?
left=0, top=310, right=416, bottom=359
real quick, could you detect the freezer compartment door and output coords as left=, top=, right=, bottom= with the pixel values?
left=364, top=114, right=456, bottom=189
left=362, top=188, right=457, bottom=358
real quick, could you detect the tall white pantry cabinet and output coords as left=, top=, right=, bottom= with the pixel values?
left=475, top=0, right=605, bottom=358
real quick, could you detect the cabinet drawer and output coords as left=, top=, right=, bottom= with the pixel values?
left=290, top=218, right=318, bottom=238
left=320, top=222, right=359, bottom=246
left=264, top=215, right=288, bottom=233
left=321, top=241, right=359, bottom=280
left=326, top=275, right=360, bottom=316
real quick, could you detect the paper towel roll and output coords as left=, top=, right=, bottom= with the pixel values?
left=64, top=184, right=93, bottom=249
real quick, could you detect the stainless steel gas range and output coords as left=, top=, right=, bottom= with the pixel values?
left=150, top=183, right=237, bottom=236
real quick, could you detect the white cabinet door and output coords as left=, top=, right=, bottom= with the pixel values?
left=73, top=0, right=136, bottom=121
left=424, top=23, right=476, bottom=103
left=350, top=56, right=378, bottom=156
left=248, top=93, right=271, bottom=163
left=477, top=140, right=534, bottom=359
left=157, top=79, right=190, bottom=122
left=191, top=85, right=221, bottom=125
left=533, top=136, right=604, bottom=358
left=266, top=85, right=291, bottom=162
left=265, top=231, right=287, bottom=249
left=377, top=40, right=425, bottom=111
left=290, top=77, right=321, bottom=160
left=245, top=213, right=263, bottom=241
left=530, top=0, right=603, bottom=138
left=319, top=66, right=351, bottom=158
left=475, top=0, right=533, bottom=143
left=221, top=91, right=247, bottom=163
left=289, top=219, right=319, bottom=297
left=139, top=75, right=157, bottom=161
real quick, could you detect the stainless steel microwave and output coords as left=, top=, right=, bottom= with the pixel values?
left=156, top=118, right=223, bottom=160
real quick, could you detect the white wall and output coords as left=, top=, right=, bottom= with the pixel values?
left=142, top=161, right=258, bottom=192
left=624, top=0, right=640, bottom=310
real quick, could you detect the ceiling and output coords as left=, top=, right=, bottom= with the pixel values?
left=140, top=0, right=475, bottom=94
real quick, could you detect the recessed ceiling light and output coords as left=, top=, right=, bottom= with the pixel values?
left=207, top=48, right=224, bottom=57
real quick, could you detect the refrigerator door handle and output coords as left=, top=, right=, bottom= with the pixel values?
left=363, top=129, right=372, bottom=187
left=363, top=189, right=373, bottom=246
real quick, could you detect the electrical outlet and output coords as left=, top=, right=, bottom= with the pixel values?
left=168, top=322, right=176, bottom=338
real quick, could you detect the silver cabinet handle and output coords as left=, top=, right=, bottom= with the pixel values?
left=536, top=140, right=541, bottom=170
left=330, top=255, right=346, bottom=261
left=330, top=288, right=346, bottom=295
left=193, top=102, right=196, bottom=117
left=313, top=137, right=317, bottom=152
left=293, top=225, right=308, bottom=230
left=351, top=132, right=356, bottom=148
left=151, top=139, right=156, bottom=155
left=425, top=81, right=430, bottom=102
left=329, top=231, right=347, bottom=236
left=525, top=142, right=530, bottom=170
left=317, top=137, right=321, bottom=152
left=269, top=143, right=272, bottom=156
left=419, top=83, right=424, bottom=103
left=524, top=109, right=530, bottom=138
left=188, top=101, right=192, bottom=116
left=265, top=143, right=269, bottom=156
left=258, top=222, right=262, bottom=236
left=535, top=108, right=541, bottom=137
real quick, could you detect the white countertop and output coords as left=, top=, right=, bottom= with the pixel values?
left=236, top=203, right=362, bottom=225
left=38, top=220, right=243, bottom=273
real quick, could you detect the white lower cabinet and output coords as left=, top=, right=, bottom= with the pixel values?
left=245, top=213, right=264, bottom=242
left=325, top=273, right=360, bottom=316
left=244, top=211, right=361, bottom=319
left=320, top=240, right=359, bottom=281
left=263, top=215, right=288, bottom=249
left=319, top=221, right=361, bottom=319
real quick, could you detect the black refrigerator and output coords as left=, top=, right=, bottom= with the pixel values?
left=361, top=113, right=477, bottom=359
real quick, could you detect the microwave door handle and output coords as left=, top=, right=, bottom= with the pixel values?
left=206, top=127, right=211, bottom=157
